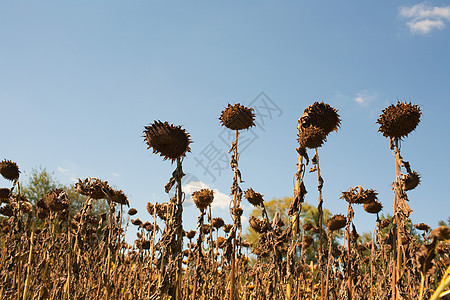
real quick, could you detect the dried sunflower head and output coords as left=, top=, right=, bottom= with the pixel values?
left=326, top=214, right=347, bottom=231
left=0, top=160, right=20, bottom=181
left=298, top=125, right=326, bottom=149
left=219, top=103, right=255, bottom=130
left=110, top=189, right=129, bottom=206
left=302, top=235, right=314, bottom=248
left=401, top=171, right=421, bottom=191
left=131, top=218, right=142, bottom=226
left=211, top=217, right=225, bottom=229
left=143, top=121, right=192, bottom=162
left=377, top=102, right=421, bottom=139
left=0, top=204, right=14, bottom=217
left=363, top=200, right=383, bottom=214
left=75, top=178, right=111, bottom=200
left=249, top=216, right=269, bottom=234
left=0, top=188, right=11, bottom=200
left=414, top=223, right=430, bottom=231
left=303, top=222, right=313, bottom=231
left=341, top=186, right=378, bottom=204
left=128, top=208, right=137, bottom=216
left=192, top=189, right=214, bottom=211
left=244, top=188, right=264, bottom=207
left=223, top=224, right=233, bottom=233
left=185, top=230, right=196, bottom=239
left=44, top=188, right=69, bottom=212
left=155, top=203, right=169, bottom=220
left=298, top=102, right=341, bottom=136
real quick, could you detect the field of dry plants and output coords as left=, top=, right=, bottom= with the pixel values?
left=0, top=102, right=449, bottom=300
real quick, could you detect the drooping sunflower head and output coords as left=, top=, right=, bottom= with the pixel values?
left=363, top=200, right=383, bottom=214
left=192, top=189, right=214, bottom=212
left=211, top=217, right=225, bottom=229
left=244, top=188, right=264, bottom=207
left=0, top=160, right=20, bottom=181
left=341, top=186, right=378, bottom=204
left=143, top=121, right=192, bottom=162
left=44, top=188, right=70, bottom=212
left=298, top=102, right=341, bottom=136
left=298, top=125, right=326, bottom=149
left=326, top=214, right=347, bottom=231
left=219, top=103, right=255, bottom=130
left=377, top=102, right=421, bottom=139
left=401, top=171, right=421, bottom=191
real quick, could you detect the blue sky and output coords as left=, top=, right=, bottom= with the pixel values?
left=1, top=1, right=449, bottom=238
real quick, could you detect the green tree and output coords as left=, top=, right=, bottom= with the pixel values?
left=438, top=217, right=450, bottom=227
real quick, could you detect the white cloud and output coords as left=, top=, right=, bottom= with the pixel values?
left=182, top=181, right=231, bottom=210
left=354, top=90, right=377, bottom=106
left=112, top=172, right=120, bottom=177
left=57, top=166, right=69, bottom=174
left=399, top=3, right=450, bottom=34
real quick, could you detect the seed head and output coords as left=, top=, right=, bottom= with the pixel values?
left=401, top=171, right=421, bottom=191
left=414, top=223, right=430, bottom=231
left=211, top=217, right=225, bottom=229
left=128, top=208, right=137, bottom=216
left=143, top=121, right=192, bottom=162
left=298, top=102, right=341, bottom=136
left=0, top=188, right=11, bottom=200
left=0, top=160, right=20, bottom=181
left=326, top=214, right=347, bottom=231
left=341, top=186, right=377, bottom=204
left=192, top=189, right=214, bottom=211
left=302, top=235, right=314, bottom=248
left=219, top=103, right=255, bottom=130
left=298, top=126, right=326, bottom=149
left=44, top=188, right=69, bottom=212
left=363, top=200, right=383, bottom=214
left=377, top=102, right=421, bottom=139
left=244, top=188, right=264, bottom=207
left=185, top=230, right=196, bottom=239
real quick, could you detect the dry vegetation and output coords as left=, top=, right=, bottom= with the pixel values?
left=0, top=102, right=449, bottom=299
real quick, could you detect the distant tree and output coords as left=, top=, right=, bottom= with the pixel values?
left=438, top=217, right=450, bottom=227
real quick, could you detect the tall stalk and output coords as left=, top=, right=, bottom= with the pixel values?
left=229, top=129, right=240, bottom=300
left=314, top=148, right=325, bottom=300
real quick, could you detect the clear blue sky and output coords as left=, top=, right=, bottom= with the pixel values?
left=1, top=1, right=449, bottom=238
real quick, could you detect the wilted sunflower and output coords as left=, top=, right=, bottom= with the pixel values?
left=44, top=188, right=69, bottom=212
left=0, top=188, right=11, bottom=200
left=401, top=171, right=421, bottom=191
left=75, top=178, right=112, bottom=200
left=414, top=223, right=430, bottom=231
left=0, top=160, right=20, bottom=181
left=363, top=200, right=383, bottom=214
left=298, top=125, right=327, bottom=149
left=377, top=102, right=421, bottom=139
left=249, top=216, right=269, bottom=234
left=298, top=102, right=341, bottom=136
left=302, top=235, right=314, bottom=248
left=219, top=103, right=255, bottom=130
left=110, top=189, right=129, bottom=206
left=143, top=121, right=191, bottom=162
left=341, top=186, right=378, bottom=204
left=244, top=188, right=264, bottom=207
left=192, top=189, right=214, bottom=211
left=211, top=217, right=225, bottom=229
left=326, top=214, right=347, bottom=231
